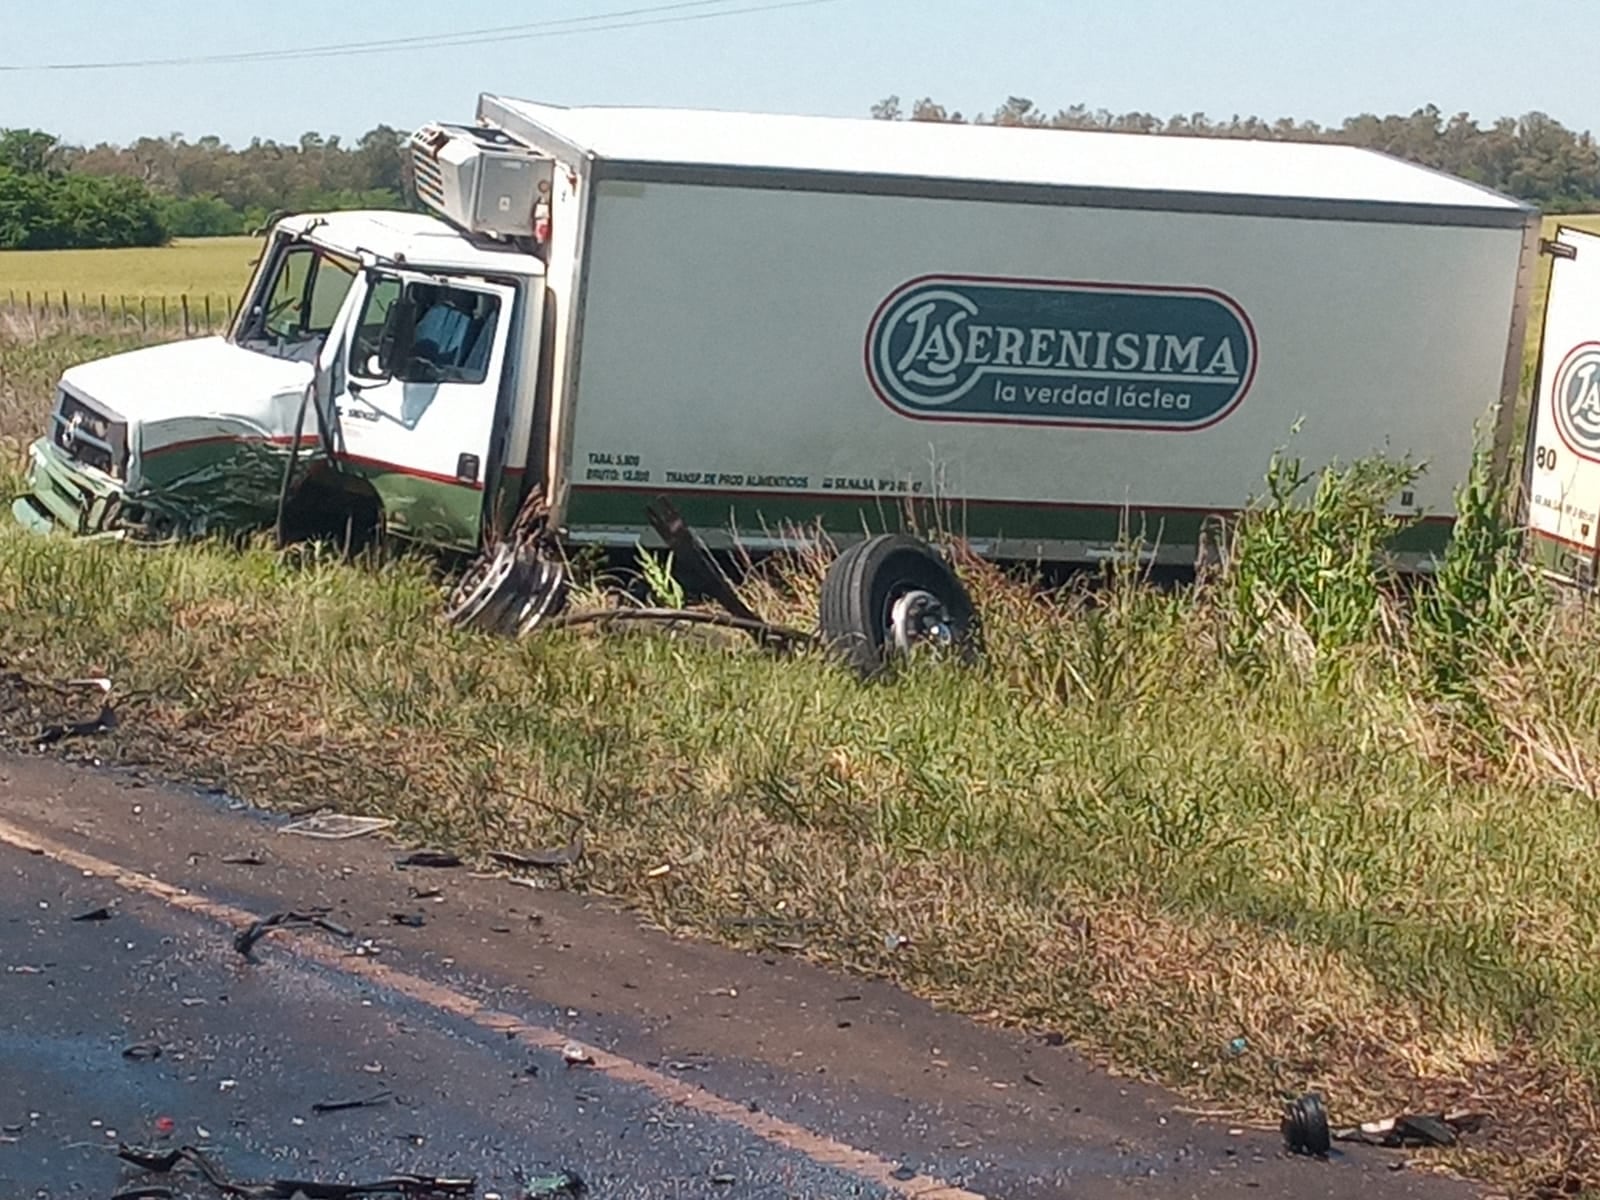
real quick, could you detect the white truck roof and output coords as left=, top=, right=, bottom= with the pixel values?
left=282, top=210, right=545, bottom=276
left=480, top=95, right=1531, bottom=226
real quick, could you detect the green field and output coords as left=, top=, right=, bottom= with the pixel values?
left=6, top=217, right=1600, bottom=1195
left=0, top=235, right=263, bottom=305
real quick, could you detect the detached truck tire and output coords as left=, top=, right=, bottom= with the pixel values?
left=819, top=534, right=978, bottom=677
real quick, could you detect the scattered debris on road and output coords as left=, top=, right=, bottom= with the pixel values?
left=389, top=912, right=427, bottom=928
left=522, top=1167, right=587, bottom=1197
left=397, top=850, right=463, bottom=869
left=71, top=904, right=113, bottom=922
left=234, top=908, right=353, bottom=957
left=1281, top=1092, right=1331, bottom=1157
left=1334, top=1109, right=1487, bottom=1149
left=117, top=1145, right=182, bottom=1172
left=35, top=704, right=117, bottom=748
left=280, top=813, right=395, bottom=840
left=489, top=830, right=586, bottom=872
left=311, top=1090, right=394, bottom=1114
left=562, top=1043, right=595, bottom=1068
left=120, top=1042, right=163, bottom=1062
left=221, top=852, right=267, bottom=865
left=117, top=1142, right=475, bottom=1197
left=1282, top=1090, right=1488, bottom=1160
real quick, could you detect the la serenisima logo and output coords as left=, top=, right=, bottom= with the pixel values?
left=865, top=275, right=1257, bottom=430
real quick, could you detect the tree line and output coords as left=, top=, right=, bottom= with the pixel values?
left=0, top=125, right=409, bottom=249
left=872, top=96, right=1600, bottom=212
left=4, top=97, right=1600, bottom=250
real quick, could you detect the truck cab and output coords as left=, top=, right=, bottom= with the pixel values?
left=13, top=127, right=552, bottom=553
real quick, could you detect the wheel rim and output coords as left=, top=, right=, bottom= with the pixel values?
left=887, top=588, right=954, bottom=654
left=444, top=541, right=518, bottom=629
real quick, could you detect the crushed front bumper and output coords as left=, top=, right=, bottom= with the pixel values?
left=10, top=437, right=126, bottom=536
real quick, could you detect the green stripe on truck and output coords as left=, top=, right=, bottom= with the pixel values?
left=564, top=485, right=1453, bottom=556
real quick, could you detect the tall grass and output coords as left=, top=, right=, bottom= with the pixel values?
left=4, top=332, right=1600, bottom=1192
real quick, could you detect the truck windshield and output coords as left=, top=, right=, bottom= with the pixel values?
left=235, top=241, right=357, bottom=360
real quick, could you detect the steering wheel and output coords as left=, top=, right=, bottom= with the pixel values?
left=262, top=293, right=300, bottom=341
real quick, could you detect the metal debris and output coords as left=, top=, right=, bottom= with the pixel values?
left=1334, top=1109, right=1486, bottom=1148
left=312, top=1090, right=394, bottom=1114
left=644, top=495, right=775, bottom=646
left=489, top=832, right=585, bottom=871
left=522, top=1168, right=587, bottom=1198
left=280, top=814, right=394, bottom=840
left=121, top=1043, right=163, bottom=1063
left=538, top=606, right=813, bottom=644
left=396, top=850, right=462, bottom=869
left=34, top=703, right=116, bottom=748
left=389, top=912, right=427, bottom=928
left=233, top=909, right=353, bottom=957
left=117, top=1145, right=182, bottom=1172
left=273, top=1175, right=476, bottom=1198
left=221, top=852, right=267, bottom=865
left=71, top=905, right=113, bottom=922
left=117, top=1143, right=475, bottom=1197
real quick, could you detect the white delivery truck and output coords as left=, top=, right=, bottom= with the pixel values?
left=12, top=95, right=1539, bottom=669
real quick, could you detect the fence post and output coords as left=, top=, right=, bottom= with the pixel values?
left=204, top=294, right=212, bottom=332
left=141, top=296, right=148, bottom=335
left=181, top=293, right=191, bottom=337
left=100, top=293, right=108, bottom=330
left=62, top=290, right=69, bottom=320
left=160, top=295, right=168, bottom=331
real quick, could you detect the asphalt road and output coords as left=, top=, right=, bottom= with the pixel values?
left=0, top=752, right=1477, bottom=1200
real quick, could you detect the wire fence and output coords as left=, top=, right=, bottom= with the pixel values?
left=0, top=289, right=237, bottom=342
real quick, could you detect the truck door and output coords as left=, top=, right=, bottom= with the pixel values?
left=330, top=272, right=517, bottom=550
left=1528, top=226, right=1600, bottom=587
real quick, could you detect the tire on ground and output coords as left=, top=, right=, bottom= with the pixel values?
left=817, top=533, right=978, bottom=678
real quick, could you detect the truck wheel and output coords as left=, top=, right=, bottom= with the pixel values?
left=818, top=534, right=978, bottom=677
left=445, top=538, right=570, bottom=636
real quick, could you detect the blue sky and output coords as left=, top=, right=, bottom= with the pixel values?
left=1, top=0, right=1596, bottom=146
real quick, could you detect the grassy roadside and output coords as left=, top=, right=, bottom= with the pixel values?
left=5, top=331, right=1600, bottom=1193
left=0, top=235, right=262, bottom=302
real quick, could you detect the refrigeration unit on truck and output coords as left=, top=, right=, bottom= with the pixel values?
left=11, top=94, right=1539, bottom=671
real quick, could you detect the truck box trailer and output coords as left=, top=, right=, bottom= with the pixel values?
left=1522, top=224, right=1600, bottom=589
left=11, top=95, right=1540, bottom=669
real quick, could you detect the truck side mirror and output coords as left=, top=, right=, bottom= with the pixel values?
left=375, top=293, right=418, bottom=380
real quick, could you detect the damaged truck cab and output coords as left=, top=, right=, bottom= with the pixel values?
left=15, top=206, right=544, bottom=553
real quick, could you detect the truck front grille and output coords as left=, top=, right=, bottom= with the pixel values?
left=51, top=389, right=127, bottom=478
